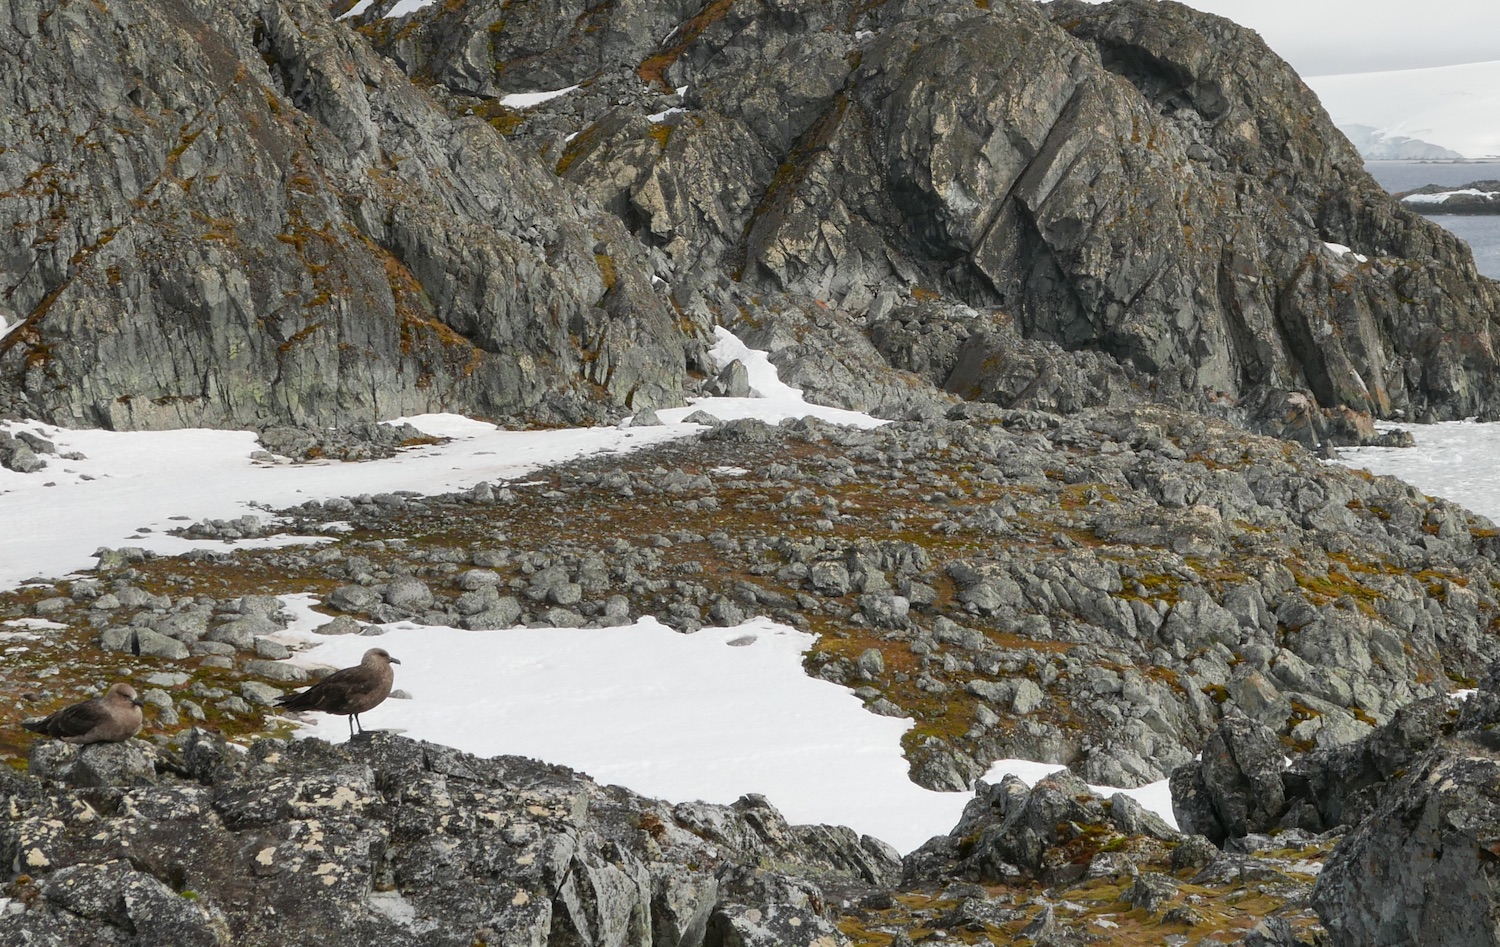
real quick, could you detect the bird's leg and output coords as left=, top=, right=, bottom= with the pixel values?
left=348, top=714, right=357, bottom=738
left=353, top=713, right=364, bottom=735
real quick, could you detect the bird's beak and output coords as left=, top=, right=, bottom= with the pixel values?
left=132, top=698, right=146, bottom=707
left=389, top=657, right=402, bottom=665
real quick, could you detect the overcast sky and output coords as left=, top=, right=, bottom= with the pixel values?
left=1167, top=0, right=1500, bottom=76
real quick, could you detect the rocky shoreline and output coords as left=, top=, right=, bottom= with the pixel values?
left=1398, top=181, right=1500, bottom=215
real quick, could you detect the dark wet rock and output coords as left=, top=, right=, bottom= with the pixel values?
left=1280, top=694, right=1458, bottom=833
left=1313, top=749, right=1500, bottom=947
left=1249, top=662, right=1500, bottom=942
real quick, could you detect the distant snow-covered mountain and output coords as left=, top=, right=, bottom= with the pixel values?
left=1306, top=60, right=1500, bottom=160
left=1339, top=124, right=1464, bottom=161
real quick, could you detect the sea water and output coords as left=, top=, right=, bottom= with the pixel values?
left=1365, top=161, right=1500, bottom=280
left=1425, top=216, right=1500, bottom=280
left=1365, top=161, right=1500, bottom=193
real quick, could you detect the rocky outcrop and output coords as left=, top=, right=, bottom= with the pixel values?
left=5, top=0, right=1498, bottom=436
left=0, top=0, right=695, bottom=431
left=1, top=731, right=896, bottom=946
left=1309, top=662, right=1500, bottom=946
left=1399, top=181, right=1500, bottom=216
left=363, top=0, right=1500, bottom=432
left=1169, top=691, right=1462, bottom=847
left=1169, top=713, right=1285, bottom=844
left=903, top=770, right=1178, bottom=886
left=1, top=728, right=1342, bottom=945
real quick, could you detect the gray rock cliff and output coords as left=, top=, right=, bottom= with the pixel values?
left=362, top=0, right=1500, bottom=433
left=0, top=0, right=692, bottom=430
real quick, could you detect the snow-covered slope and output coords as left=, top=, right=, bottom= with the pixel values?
left=1306, top=60, right=1500, bottom=160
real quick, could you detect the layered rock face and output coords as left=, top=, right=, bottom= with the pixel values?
left=0, top=0, right=690, bottom=430
left=366, top=0, right=1500, bottom=431
left=4, top=0, right=1498, bottom=433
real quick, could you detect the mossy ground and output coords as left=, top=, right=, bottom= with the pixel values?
left=836, top=836, right=1332, bottom=945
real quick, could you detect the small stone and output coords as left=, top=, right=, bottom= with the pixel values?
left=328, top=585, right=382, bottom=613
left=206, top=616, right=279, bottom=650
left=457, top=569, right=502, bottom=591
left=216, top=696, right=252, bottom=715
left=254, top=638, right=291, bottom=660
left=243, top=659, right=309, bottom=683
left=99, top=626, right=134, bottom=653
left=382, top=577, right=434, bottom=611
left=33, top=597, right=70, bottom=616
left=134, top=628, right=190, bottom=660
left=314, top=616, right=363, bottom=635
left=240, top=682, right=284, bottom=706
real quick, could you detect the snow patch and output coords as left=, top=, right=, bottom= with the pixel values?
left=0, top=416, right=692, bottom=590
left=1403, top=188, right=1500, bottom=204
left=1323, top=242, right=1369, bottom=263
left=648, top=327, right=886, bottom=430
left=499, top=86, right=580, bottom=109
left=280, top=612, right=1174, bottom=853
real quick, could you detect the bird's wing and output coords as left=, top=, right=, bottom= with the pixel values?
left=27, top=699, right=110, bottom=739
left=275, top=666, right=363, bottom=712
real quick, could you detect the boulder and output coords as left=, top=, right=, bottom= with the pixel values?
left=1170, top=714, right=1285, bottom=844
left=1313, top=751, right=1500, bottom=947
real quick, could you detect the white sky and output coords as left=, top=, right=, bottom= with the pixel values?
left=1165, top=0, right=1500, bottom=76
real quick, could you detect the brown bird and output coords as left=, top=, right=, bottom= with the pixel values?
left=22, top=683, right=146, bottom=744
left=275, top=648, right=400, bottom=737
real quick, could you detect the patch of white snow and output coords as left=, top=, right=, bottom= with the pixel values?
left=1323, top=242, right=1369, bottom=263
left=1403, top=188, right=1499, bottom=204
left=499, top=85, right=580, bottom=109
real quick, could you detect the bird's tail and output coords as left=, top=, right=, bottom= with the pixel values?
left=21, top=718, right=47, bottom=734
left=274, top=692, right=310, bottom=711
